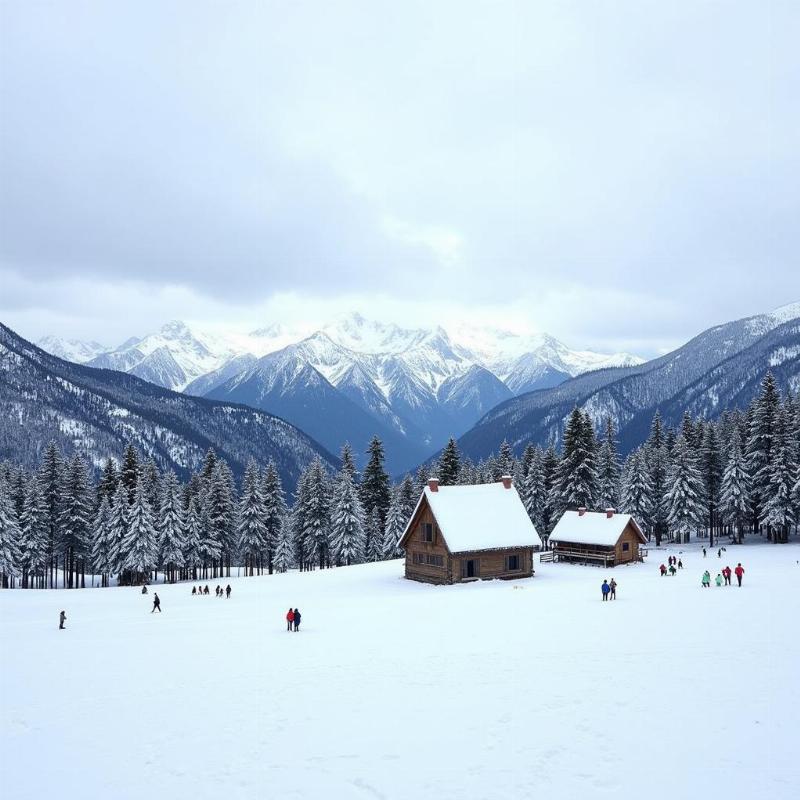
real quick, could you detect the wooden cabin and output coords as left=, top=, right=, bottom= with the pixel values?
left=548, top=507, right=646, bottom=567
left=400, top=476, right=542, bottom=585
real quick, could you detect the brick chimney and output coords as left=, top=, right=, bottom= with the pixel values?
left=428, top=477, right=439, bottom=493
left=606, top=508, right=615, bottom=519
left=501, top=475, right=512, bottom=489
left=578, top=507, right=587, bottom=516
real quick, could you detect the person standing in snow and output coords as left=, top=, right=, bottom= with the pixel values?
left=601, top=580, right=610, bottom=601
left=225, top=585, right=231, bottom=599
left=204, top=585, right=209, bottom=595
left=660, top=564, right=667, bottom=576
left=141, top=585, right=148, bottom=595
left=701, top=571, right=711, bottom=588
left=717, top=548, right=722, bottom=558
left=715, top=573, right=723, bottom=587
left=151, top=593, right=161, bottom=613
left=192, top=586, right=197, bottom=596
left=678, top=559, right=684, bottom=569
left=293, top=608, right=302, bottom=631
left=286, top=607, right=294, bottom=631
left=59, top=610, right=66, bottom=630
left=703, top=547, right=707, bottom=558
left=722, top=566, right=731, bottom=586
left=669, top=564, right=676, bottom=576
left=734, top=563, right=745, bottom=587
left=609, top=578, right=617, bottom=600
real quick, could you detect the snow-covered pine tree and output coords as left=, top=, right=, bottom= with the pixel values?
left=665, top=435, right=707, bottom=543
left=0, top=478, right=22, bottom=588
left=413, top=463, right=430, bottom=497
left=107, top=483, right=129, bottom=577
left=183, top=497, right=203, bottom=581
left=496, top=440, right=515, bottom=481
left=236, top=460, right=266, bottom=576
left=18, top=475, right=48, bottom=588
left=272, top=511, right=294, bottom=573
left=554, top=408, right=599, bottom=514
left=383, top=487, right=407, bottom=559
left=158, top=471, right=186, bottom=582
left=339, top=442, right=357, bottom=483
left=120, top=477, right=157, bottom=585
left=620, top=449, right=653, bottom=537
left=720, top=425, right=750, bottom=544
left=597, top=418, right=621, bottom=510
left=262, top=460, right=288, bottom=574
left=38, top=441, right=64, bottom=588
left=645, top=412, right=669, bottom=546
left=746, top=371, right=781, bottom=530
left=365, top=506, right=384, bottom=562
left=521, top=447, right=546, bottom=536
left=438, top=438, right=461, bottom=486
left=97, top=457, right=119, bottom=505
left=207, top=461, right=236, bottom=577
left=120, top=443, right=140, bottom=503
left=457, top=457, right=477, bottom=485
left=58, top=454, right=94, bottom=588
left=699, top=422, right=723, bottom=546
left=540, top=445, right=560, bottom=536
left=330, top=469, right=365, bottom=566
left=760, top=406, right=795, bottom=543
left=360, top=436, right=391, bottom=527
left=90, top=496, right=114, bottom=587
left=303, top=457, right=332, bottom=569
left=141, top=458, right=162, bottom=516
left=197, top=490, right=222, bottom=580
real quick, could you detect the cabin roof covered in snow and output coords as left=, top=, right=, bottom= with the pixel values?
left=402, top=482, right=542, bottom=554
left=548, top=510, right=646, bottom=547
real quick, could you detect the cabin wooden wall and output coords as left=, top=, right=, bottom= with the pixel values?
left=404, top=503, right=454, bottom=584
left=455, top=548, right=533, bottom=581
left=614, top=523, right=641, bottom=564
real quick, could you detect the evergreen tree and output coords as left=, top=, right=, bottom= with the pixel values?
left=365, top=506, right=384, bottom=562
left=90, top=496, right=114, bottom=587
left=761, top=407, right=795, bottom=542
left=141, top=458, right=162, bottom=514
left=0, top=480, right=22, bottom=587
left=496, top=440, right=515, bottom=480
left=18, top=476, right=48, bottom=588
left=521, top=447, right=545, bottom=533
left=303, top=457, right=332, bottom=569
left=237, top=460, right=266, bottom=575
left=645, top=412, right=669, bottom=546
left=747, top=371, right=781, bottom=530
left=720, top=426, right=750, bottom=544
left=413, top=463, right=430, bottom=497
left=120, top=443, right=140, bottom=503
left=437, top=438, right=461, bottom=486
left=158, top=471, right=186, bottom=582
left=262, top=461, right=288, bottom=574
left=360, top=437, right=391, bottom=526
left=197, top=490, right=221, bottom=579
left=183, top=497, right=203, bottom=580
left=597, top=418, right=621, bottom=509
left=38, top=441, right=64, bottom=588
left=330, top=469, right=365, bottom=566
left=120, top=478, right=157, bottom=583
left=540, top=445, right=560, bottom=537
left=58, top=454, right=94, bottom=588
left=272, top=511, right=294, bottom=573
left=97, top=457, right=120, bottom=506
left=620, top=449, right=653, bottom=536
left=107, top=484, right=129, bottom=576
left=383, top=487, right=407, bottom=558
left=699, top=422, right=723, bottom=546
left=554, top=408, right=599, bottom=513
left=339, top=442, right=357, bottom=483
left=207, top=462, right=236, bottom=577
left=666, top=435, right=706, bottom=543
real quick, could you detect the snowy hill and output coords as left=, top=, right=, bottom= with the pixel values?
left=2, top=543, right=798, bottom=799
left=0, top=323, right=336, bottom=484
left=38, top=314, right=642, bottom=471
left=457, top=302, right=800, bottom=459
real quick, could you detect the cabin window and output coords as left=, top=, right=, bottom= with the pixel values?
left=426, top=554, right=444, bottom=568
left=422, top=523, right=434, bottom=543
left=462, top=559, right=479, bottom=579
left=412, top=552, right=424, bottom=565
left=622, top=542, right=630, bottom=552
left=505, top=554, right=521, bottom=571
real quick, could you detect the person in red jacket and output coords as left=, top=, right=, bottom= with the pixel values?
left=734, top=563, right=745, bottom=587
left=286, top=607, right=294, bottom=631
left=660, top=564, right=667, bottom=576
left=722, top=566, right=732, bottom=585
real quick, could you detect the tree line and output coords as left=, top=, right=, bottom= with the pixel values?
left=0, top=372, right=797, bottom=588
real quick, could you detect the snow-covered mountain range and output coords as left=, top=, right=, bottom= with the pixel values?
left=38, top=314, right=642, bottom=472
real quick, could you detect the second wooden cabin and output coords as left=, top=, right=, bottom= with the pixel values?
left=548, top=507, right=646, bottom=567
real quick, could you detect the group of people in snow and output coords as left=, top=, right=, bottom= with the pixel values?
left=286, top=607, right=302, bottom=631
left=191, top=584, right=232, bottom=598
left=659, top=555, right=684, bottom=576
left=702, top=563, right=745, bottom=588
left=600, top=579, right=617, bottom=601
left=702, top=546, right=728, bottom=559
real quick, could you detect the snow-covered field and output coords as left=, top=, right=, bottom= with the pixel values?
left=2, top=541, right=799, bottom=800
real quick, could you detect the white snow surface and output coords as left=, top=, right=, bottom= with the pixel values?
left=1, top=541, right=799, bottom=799
left=549, top=510, right=645, bottom=547
left=410, top=482, right=543, bottom=553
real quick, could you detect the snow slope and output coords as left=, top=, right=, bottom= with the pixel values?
left=1, top=541, right=798, bottom=799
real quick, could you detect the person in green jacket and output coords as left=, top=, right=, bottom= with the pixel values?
left=701, top=571, right=711, bottom=587
left=715, top=573, right=723, bottom=587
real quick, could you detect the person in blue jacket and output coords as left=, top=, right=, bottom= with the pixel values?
left=601, top=580, right=610, bottom=601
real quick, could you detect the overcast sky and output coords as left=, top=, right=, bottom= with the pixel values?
left=1, top=1, right=797, bottom=356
